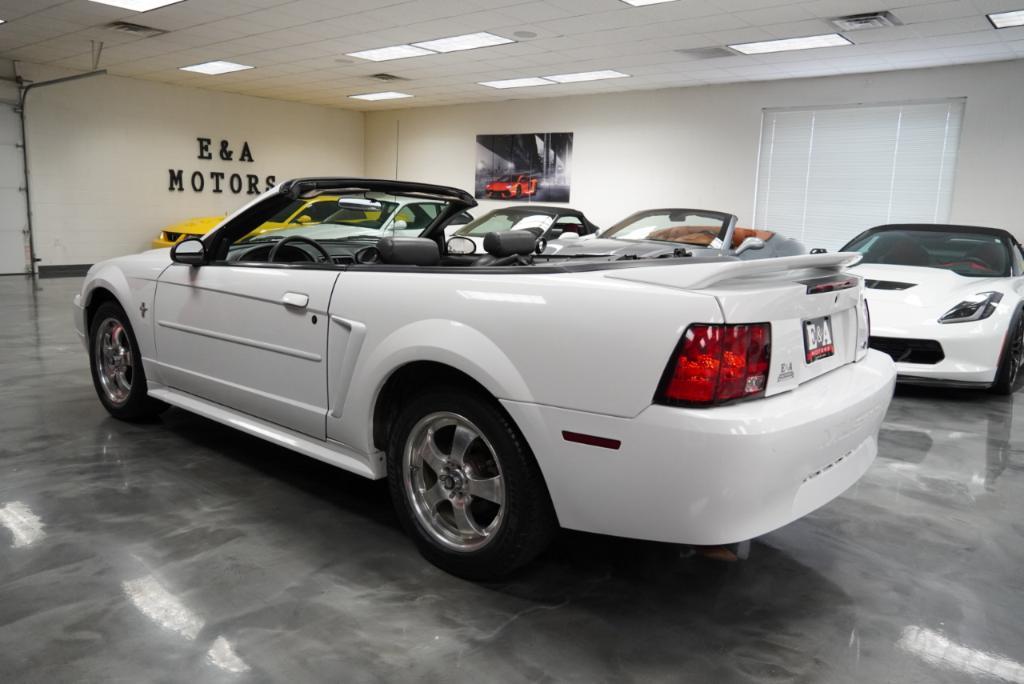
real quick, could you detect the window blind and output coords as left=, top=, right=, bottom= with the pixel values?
left=753, top=99, right=965, bottom=251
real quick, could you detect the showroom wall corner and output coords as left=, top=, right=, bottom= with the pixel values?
left=18, top=63, right=365, bottom=268
left=363, top=59, right=1024, bottom=238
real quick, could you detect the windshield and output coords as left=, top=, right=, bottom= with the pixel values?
left=237, top=193, right=451, bottom=244
left=844, top=229, right=1011, bottom=277
left=319, top=201, right=398, bottom=230
left=456, top=210, right=554, bottom=237
left=601, top=210, right=730, bottom=247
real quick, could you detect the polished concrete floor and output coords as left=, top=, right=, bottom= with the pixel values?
left=1, top=275, right=1022, bottom=684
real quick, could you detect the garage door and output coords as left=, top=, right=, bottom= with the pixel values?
left=0, top=103, right=28, bottom=274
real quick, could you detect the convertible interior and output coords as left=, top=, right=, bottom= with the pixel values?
left=647, top=225, right=775, bottom=248
left=225, top=230, right=556, bottom=269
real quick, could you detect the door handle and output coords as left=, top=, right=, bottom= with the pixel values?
left=282, top=292, right=309, bottom=308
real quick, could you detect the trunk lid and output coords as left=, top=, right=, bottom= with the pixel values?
left=607, top=253, right=865, bottom=396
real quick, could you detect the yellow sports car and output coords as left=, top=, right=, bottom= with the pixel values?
left=151, top=196, right=343, bottom=248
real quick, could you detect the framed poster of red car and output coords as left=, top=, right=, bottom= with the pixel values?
left=475, top=132, right=572, bottom=202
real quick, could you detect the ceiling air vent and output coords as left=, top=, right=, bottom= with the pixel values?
left=676, top=46, right=735, bottom=59
left=105, top=21, right=167, bottom=38
left=370, top=73, right=407, bottom=82
left=831, top=11, right=902, bottom=31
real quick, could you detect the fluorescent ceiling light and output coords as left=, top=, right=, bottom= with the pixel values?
left=349, top=91, right=413, bottom=101
left=987, top=9, right=1024, bottom=28
left=546, top=70, right=630, bottom=83
left=730, top=33, right=852, bottom=55
left=88, top=0, right=183, bottom=10
left=412, top=32, right=514, bottom=53
left=621, top=0, right=679, bottom=5
left=479, top=77, right=554, bottom=89
left=347, top=44, right=434, bottom=62
left=179, top=61, right=253, bottom=75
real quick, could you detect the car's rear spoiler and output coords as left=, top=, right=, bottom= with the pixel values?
left=606, top=252, right=863, bottom=291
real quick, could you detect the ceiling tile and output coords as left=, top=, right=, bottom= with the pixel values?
left=0, top=0, right=1017, bottom=109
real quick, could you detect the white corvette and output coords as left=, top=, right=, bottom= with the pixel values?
left=73, top=178, right=895, bottom=579
left=843, top=224, right=1024, bottom=393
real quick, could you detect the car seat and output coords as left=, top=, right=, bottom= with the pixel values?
left=474, top=231, right=537, bottom=266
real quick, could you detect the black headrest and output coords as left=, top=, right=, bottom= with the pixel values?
left=376, top=237, right=440, bottom=266
left=483, top=231, right=537, bottom=258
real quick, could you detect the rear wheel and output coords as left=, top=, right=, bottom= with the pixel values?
left=387, top=387, right=556, bottom=580
left=991, top=306, right=1024, bottom=395
left=89, top=301, right=168, bottom=420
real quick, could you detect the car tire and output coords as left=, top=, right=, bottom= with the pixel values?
left=88, top=300, right=168, bottom=421
left=386, top=387, right=557, bottom=580
left=991, top=305, right=1024, bottom=395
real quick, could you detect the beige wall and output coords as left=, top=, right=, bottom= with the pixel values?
left=364, top=59, right=1024, bottom=239
left=16, top=58, right=1024, bottom=268
left=23, top=66, right=364, bottom=266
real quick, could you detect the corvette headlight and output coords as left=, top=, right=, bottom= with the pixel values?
left=938, top=292, right=1002, bottom=324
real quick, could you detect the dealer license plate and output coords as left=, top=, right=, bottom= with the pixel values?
left=803, top=315, right=835, bottom=364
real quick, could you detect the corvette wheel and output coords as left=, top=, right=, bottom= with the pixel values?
left=387, top=388, right=556, bottom=580
left=89, top=301, right=167, bottom=420
left=991, top=307, right=1024, bottom=395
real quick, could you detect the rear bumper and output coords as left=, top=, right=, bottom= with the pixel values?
left=502, top=350, right=895, bottom=545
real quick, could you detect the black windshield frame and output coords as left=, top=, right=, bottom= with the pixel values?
left=842, top=224, right=1019, bottom=278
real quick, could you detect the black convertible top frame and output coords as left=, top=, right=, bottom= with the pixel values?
left=279, top=177, right=477, bottom=209
left=204, top=177, right=478, bottom=261
left=841, top=223, right=1019, bottom=249
left=279, top=177, right=477, bottom=250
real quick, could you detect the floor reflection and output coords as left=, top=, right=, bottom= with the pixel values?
left=898, top=626, right=1024, bottom=683
left=0, top=501, right=45, bottom=548
left=880, top=387, right=1019, bottom=492
left=123, top=572, right=249, bottom=675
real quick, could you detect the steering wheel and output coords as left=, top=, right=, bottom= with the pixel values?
left=268, top=235, right=331, bottom=263
left=353, top=245, right=383, bottom=265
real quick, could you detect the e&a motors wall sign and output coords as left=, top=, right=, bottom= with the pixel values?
left=168, top=137, right=277, bottom=195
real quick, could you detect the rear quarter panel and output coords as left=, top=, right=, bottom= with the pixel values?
left=325, top=269, right=723, bottom=452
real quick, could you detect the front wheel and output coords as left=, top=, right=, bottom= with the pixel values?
left=89, top=301, right=168, bottom=420
left=991, top=306, right=1024, bottom=395
left=387, top=388, right=556, bottom=580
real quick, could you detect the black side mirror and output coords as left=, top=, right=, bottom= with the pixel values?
left=810, top=248, right=828, bottom=254
left=171, top=237, right=206, bottom=265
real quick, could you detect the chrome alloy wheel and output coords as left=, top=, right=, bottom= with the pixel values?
left=403, top=412, right=505, bottom=552
left=94, top=317, right=133, bottom=406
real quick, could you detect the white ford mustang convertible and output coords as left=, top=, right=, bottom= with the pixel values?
left=74, top=178, right=896, bottom=579
left=843, top=224, right=1024, bottom=393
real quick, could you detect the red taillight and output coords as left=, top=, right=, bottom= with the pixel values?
left=656, top=323, right=771, bottom=406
